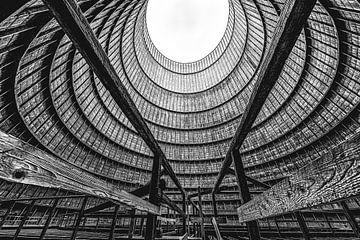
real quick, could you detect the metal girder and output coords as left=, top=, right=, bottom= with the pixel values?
left=0, top=201, right=15, bottom=229
left=212, top=0, right=317, bottom=194
left=41, top=0, right=184, bottom=195
left=84, top=201, right=114, bottom=215
left=188, top=199, right=201, bottom=214
left=188, top=189, right=212, bottom=199
left=39, top=198, right=59, bottom=240
left=131, top=183, right=150, bottom=198
left=294, top=211, right=310, bottom=240
left=13, top=199, right=35, bottom=239
left=161, top=193, right=186, bottom=217
left=232, top=150, right=261, bottom=240
left=245, top=176, right=271, bottom=189
left=211, top=217, right=223, bottom=240
left=71, top=197, right=88, bottom=240
left=227, top=168, right=271, bottom=189
left=109, top=205, right=119, bottom=240
left=182, top=193, right=187, bottom=234
left=212, top=193, right=218, bottom=217
left=188, top=185, right=233, bottom=199
left=188, top=184, right=257, bottom=199
left=197, top=187, right=206, bottom=240
left=340, top=201, right=360, bottom=238
left=128, top=208, right=136, bottom=239
left=145, top=155, right=161, bottom=240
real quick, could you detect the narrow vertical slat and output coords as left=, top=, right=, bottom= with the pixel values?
left=197, top=187, right=205, bottom=240
left=128, top=208, right=136, bottom=239
left=145, top=156, right=161, bottom=240
left=13, top=200, right=36, bottom=240
left=109, top=205, right=119, bottom=240
left=232, top=150, right=261, bottom=240
left=70, top=196, right=88, bottom=240
left=39, top=198, right=59, bottom=240
left=294, top=211, right=310, bottom=240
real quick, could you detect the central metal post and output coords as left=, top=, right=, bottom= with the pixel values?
left=145, top=155, right=161, bottom=240
left=232, top=150, right=260, bottom=240
left=182, top=193, right=187, bottom=235
left=212, top=193, right=218, bottom=218
left=197, top=187, right=206, bottom=240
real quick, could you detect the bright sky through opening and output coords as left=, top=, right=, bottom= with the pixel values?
left=146, top=0, right=229, bottom=63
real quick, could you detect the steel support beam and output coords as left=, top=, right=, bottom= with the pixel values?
left=340, top=201, right=360, bottom=238
left=84, top=201, right=114, bottom=215
left=39, top=198, right=59, bottom=240
left=324, top=214, right=334, bottom=235
left=211, top=217, right=223, bottom=240
left=212, top=193, right=218, bottom=218
left=139, top=217, right=145, bottom=236
left=182, top=193, right=187, bottom=235
left=131, top=183, right=150, bottom=198
left=232, top=150, right=260, bottom=240
left=145, top=156, right=161, bottom=240
left=227, top=168, right=270, bottom=189
left=128, top=209, right=136, bottom=239
left=189, top=199, right=200, bottom=213
left=212, top=0, right=317, bottom=194
left=41, top=0, right=184, bottom=195
left=245, top=176, right=271, bottom=189
left=71, top=197, right=88, bottom=240
left=197, top=187, right=206, bottom=240
left=188, top=185, right=237, bottom=199
left=109, top=205, right=119, bottom=240
left=294, top=211, right=310, bottom=240
left=161, top=193, right=185, bottom=217
left=13, top=200, right=35, bottom=239
left=274, top=218, right=281, bottom=237
left=0, top=201, right=15, bottom=228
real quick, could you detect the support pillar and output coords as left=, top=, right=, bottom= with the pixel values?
left=139, top=217, right=144, bottom=236
left=197, top=187, right=206, bottom=240
left=40, top=198, right=59, bottom=240
left=294, top=211, right=310, bottom=240
left=71, top=197, right=88, bottom=240
left=182, top=193, right=187, bottom=234
left=145, top=155, right=161, bottom=240
left=324, top=213, right=334, bottom=235
left=0, top=201, right=15, bottom=228
left=128, top=208, right=136, bottom=239
left=274, top=217, right=281, bottom=237
left=192, top=204, right=196, bottom=235
left=212, top=193, right=218, bottom=218
left=109, top=205, right=119, bottom=240
left=13, top=200, right=35, bottom=239
left=232, top=150, right=260, bottom=240
left=340, top=201, right=360, bottom=238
